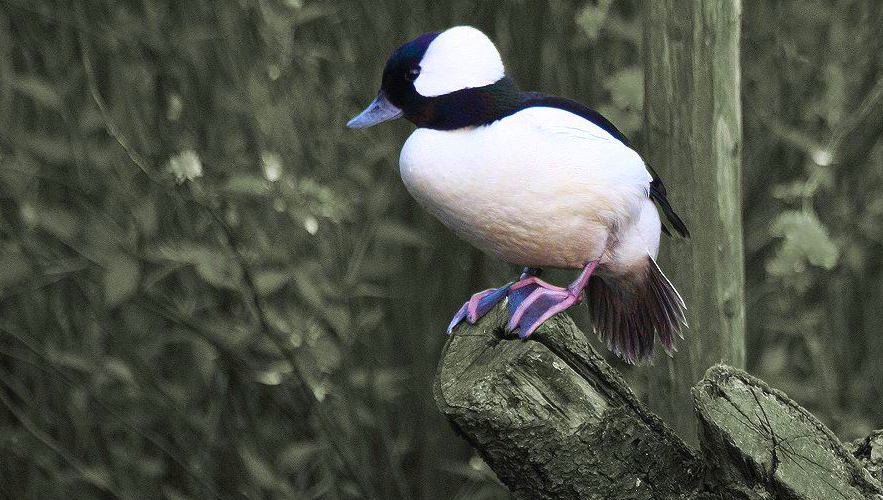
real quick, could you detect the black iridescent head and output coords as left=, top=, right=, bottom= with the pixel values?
left=380, top=31, right=439, bottom=114
left=347, top=26, right=521, bottom=131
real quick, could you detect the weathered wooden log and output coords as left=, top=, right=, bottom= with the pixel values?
left=849, top=430, right=883, bottom=485
left=436, top=310, right=883, bottom=499
left=694, top=366, right=883, bottom=499
left=434, top=305, right=705, bottom=499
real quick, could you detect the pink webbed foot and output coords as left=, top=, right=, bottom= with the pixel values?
left=447, top=284, right=513, bottom=333
left=505, top=278, right=581, bottom=338
left=506, top=260, right=599, bottom=338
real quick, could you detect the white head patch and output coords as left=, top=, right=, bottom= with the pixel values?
left=413, top=26, right=505, bottom=97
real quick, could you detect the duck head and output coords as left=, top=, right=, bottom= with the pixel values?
left=347, top=26, right=519, bottom=131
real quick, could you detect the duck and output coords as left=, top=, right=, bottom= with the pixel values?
left=348, top=26, right=689, bottom=363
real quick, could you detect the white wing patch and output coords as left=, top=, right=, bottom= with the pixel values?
left=522, top=107, right=653, bottom=187
left=540, top=124, right=612, bottom=142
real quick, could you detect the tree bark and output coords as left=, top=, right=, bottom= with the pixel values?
left=849, top=430, right=883, bottom=486
left=694, top=366, right=883, bottom=499
left=641, top=0, right=746, bottom=445
left=434, top=305, right=705, bottom=499
left=435, top=310, right=883, bottom=499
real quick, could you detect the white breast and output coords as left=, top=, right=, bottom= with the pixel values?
left=399, top=107, right=655, bottom=269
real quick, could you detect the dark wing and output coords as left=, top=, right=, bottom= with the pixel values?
left=517, top=93, right=690, bottom=238
left=645, top=163, right=690, bottom=238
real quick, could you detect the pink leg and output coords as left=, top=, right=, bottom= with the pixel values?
left=506, top=260, right=599, bottom=338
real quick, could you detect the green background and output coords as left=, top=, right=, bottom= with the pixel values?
left=0, top=0, right=881, bottom=498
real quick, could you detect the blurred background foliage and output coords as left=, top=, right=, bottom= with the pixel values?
left=0, top=0, right=881, bottom=498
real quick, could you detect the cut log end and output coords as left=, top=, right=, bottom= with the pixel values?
left=693, top=365, right=883, bottom=500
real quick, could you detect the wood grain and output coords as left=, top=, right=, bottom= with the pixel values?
left=641, top=0, right=747, bottom=445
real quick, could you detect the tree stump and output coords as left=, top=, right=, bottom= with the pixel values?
left=435, top=307, right=883, bottom=499
left=694, top=366, right=882, bottom=499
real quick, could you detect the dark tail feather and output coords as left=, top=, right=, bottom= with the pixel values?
left=587, top=256, right=687, bottom=364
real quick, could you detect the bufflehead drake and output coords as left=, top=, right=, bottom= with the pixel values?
left=348, top=26, right=689, bottom=363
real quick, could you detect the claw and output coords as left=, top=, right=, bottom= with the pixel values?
left=447, top=302, right=470, bottom=334
left=447, top=283, right=513, bottom=334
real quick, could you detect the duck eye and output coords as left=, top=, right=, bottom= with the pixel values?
left=406, top=67, right=421, bottom=82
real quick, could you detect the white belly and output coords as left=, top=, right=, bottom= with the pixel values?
left=399, top=107, right=656, bottom=269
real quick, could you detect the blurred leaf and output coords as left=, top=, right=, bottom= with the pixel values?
left=166, top=150, right=203, bottom=184
left=375, top=221, right=430, bottom=247
left=104, top=253, right=140, bottom=306
left=341, top=482, right=362, bottom=497
left=278, top=441, right=321, bottom=472
left=373, top=368, right=407, bottom=401
left=603, top=66, right=643, bottom=111
left=263, top=304, right=297, bottom=337
left=292, top=5, right=338, bottom=26
left=80, top=466, right=112, bottom=492
left=312, top=334, right=341, bottom=373
left=103, top=357, right=137, bottom=387
left=225, top=175, right=270, bottom=196
left=291, top=264, right=325, bottom=311
left=321, top=304, right=351, bottom=336
left=576, top=0, right=612, bottom=40
left=46, top=348, right=92, bottom=374
left=0, top=244, right=31, bottom=289
left=598, top=66, right=643, bottom=134
left=596, top=103, right=641, bottom=137
left=255, top=361, right=292, bottom=385
left=757, top=344, right=788, bottom=375
left=771, top=166, right=833, bottom=201
left=6, top=75, right=63, bottom=110
left=261, top=151, right=283, bottom=182
left=85, top=218, right=127, bottom=263
left=355, top=306, right=385, bottom=333
left=441, top=454, right=496, bottom=482
left=302, top=215, right=319, bottom=235
left=17, top=134, right=73, bottom=164
left=34, top=204, right=79, bottom=241
left=253, top=268, right=290, bottom=296
left=0, top=153, right=38, bottom=198
left=239, top=446, right=284, bottom=491
left=162, top=486, right=192, bottom=500
left=820, top=63, right=847, bottom=125
left=297, top=178, right=350, bottom=220
left=133, top=198, right=159, bottom=239
left=202, top=318, right=251, bottom=350
left=352, top=282, right=387, bottom=298
left=190, top=336, right=218, bottom=382
left=152, top=243, right=242, bottom=290
left=193, top=253, right=242, bottom=289
left=767, top=209, right=839, bottom=282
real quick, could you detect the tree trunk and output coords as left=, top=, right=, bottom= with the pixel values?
left=435, top=309, right=883, bottom=499
left=641, top=0, right=746, bottom=445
